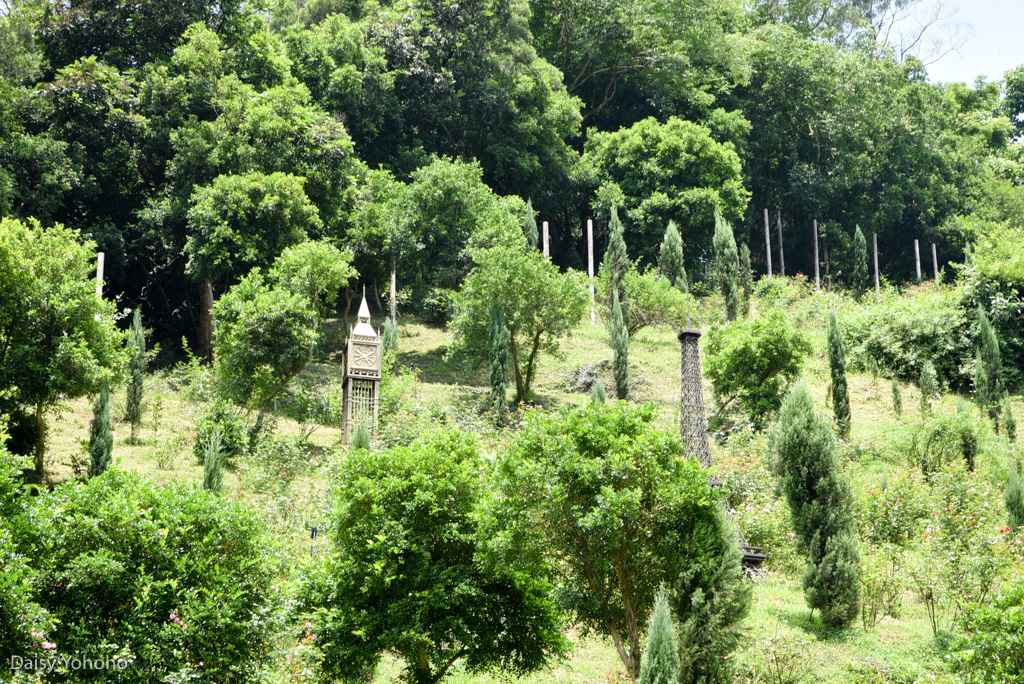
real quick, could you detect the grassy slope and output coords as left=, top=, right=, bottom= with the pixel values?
left=42, top=288, right=1023, bottom=684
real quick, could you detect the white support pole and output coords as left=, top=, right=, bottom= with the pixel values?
left=873, top=233, right=880, bottom=293
left=542, top=220, right=550, bottom=257
left=587, top=219, right=595, bottom=325
left=914, top=239, right=922, bottom=283
left=763, top=208, right=772, bottom=276
left=96, top=252, right=105, bottom=297
left=813, top=219, right=820, bottom=290
left=931, top=242, right=940, bottom=289
left=777, top=209, right=785, bottom=277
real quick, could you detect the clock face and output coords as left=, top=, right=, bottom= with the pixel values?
left=353, top=345, right=377, bottom=368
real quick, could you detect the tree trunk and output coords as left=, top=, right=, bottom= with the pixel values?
left=813, top=219, right=820, bottom=290
left=33, top=400, right=46, bottom=476
left=523, top=330, right=543, bottom=400
left=763, top=208, right=772, bottom=276
left=198, top=276, right=215, bottom=361
left=777, top=208, right=785, bottom=277
left=390, top=253, right=397, bottom=324
left=372, top=280, right=383, bottom=310
left=509, top=333, right=525, bottom=403
left=342, top=286, right=356, bottom=337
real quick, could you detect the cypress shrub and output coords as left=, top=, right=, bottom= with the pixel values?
left=739, top=243, right=753, bottom=317
left=125, top=309, right=146, bottom=445
left=851, top=226, right=869, bottom=297
left=892, top=379, right=903, bottom=418
left=1004, top=397, right=1016, bottom=441
left=1007, top=460, right=1024, bottom=534
left=87, top=381, right=114, bottom=479
left=827, top=310, right=851, bottom=438
left=919, top=360, right=938, bottom=416
left=658, top=220, right=687, bottom=291
left=383, top=316, right=398, bottom=353
left=638, top=587, right=680, bottom=684
left=523, top=198, right=539, bottom=249
left=202, top=426, right=226, bottom=493
left=673, top=507, right=751, bottom=684
left=611, top=288, right=630, bottom=400
left=712, top=211, right=739, bottom=321
left=351, top=423, right=371, bottom=451
left=772, top=383, right=861, bottom=626
left=591, top=379, right=606, bottom=404
left=488, top=305, right=510, bottom=413
left=975, top=308, right=1005, bottom=429
left=602, top=206, right=630, bottom=299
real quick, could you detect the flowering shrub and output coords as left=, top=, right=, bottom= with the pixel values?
left=857, top=471, right=930, bottom=547
left=910, top=462, right=1010, bottom=634
left=949, top=578, right=1024, bottom=683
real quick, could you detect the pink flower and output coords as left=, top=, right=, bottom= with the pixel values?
left=170, top=613, right=177, bottom=620
left=305, top=621, right=312, bottom=630
left=41, top=642, right=56, bottom=650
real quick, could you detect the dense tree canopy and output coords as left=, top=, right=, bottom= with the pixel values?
left=0, top=0, right=1020, bottom=352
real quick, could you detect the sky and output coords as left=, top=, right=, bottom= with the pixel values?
left=909, top=0, right=1024, bottom=84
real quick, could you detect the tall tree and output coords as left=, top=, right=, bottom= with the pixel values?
left=658, top=220, right=687, bottom=290
left=450, top=243, right=589, bottom=403
left=827, top=310, right=851, bottom=438
left=87, top=382, right=114, bottom=479
left=523, top=198, right=539, bottom=250
left=851, top=225, right=869, bottom=297
left=611, top=288, right=630, bottom=401
left=772, top=383, right=861, bottom=627
left=602, top=206, right=630, bottom=299
left=712, top=210, right=740, bottom=321
left=0, top=218, right=125, bottom=476
left=975, top=307, right=1005, bottom=428
left=124, top=309, right=146, bottom=445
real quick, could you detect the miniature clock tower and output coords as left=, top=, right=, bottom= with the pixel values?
left=343, top=294, right=382, bottom=443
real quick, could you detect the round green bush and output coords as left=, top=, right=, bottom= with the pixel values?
left=25, top=470, right=279, bottom=683
left=192, top=399, right=248, bottom=465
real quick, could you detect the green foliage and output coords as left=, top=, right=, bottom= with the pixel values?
left=1007, top=460, right=1024, bottom=534
left=602, top=206, right=630, bottom=298
left=202, top=426, right=226, bottom=493
left=267, top=240, right=357, bottom=315
left=579, top=118, right=748, bottom=270
left=638, top=588, right=679, bottom=684
left=611, top=289, right=630, bottom=401
left=857, top=471, right=930, bottom=548
left=705, top=310, right=811, bottom=425
left=192, top=399, right=247, bottom=465
left=851, top=225, right=869, bottom=296
left=422, top=287, right=456, bottom=325
left=738, top=242, right=753, bottom=317
left=185, top=172, right=323, bottom=285
left=124, top=309, right=146, bottom=445
left=591, top=379, right=607, bottom=404
left=350, top=422, right=371, bottom=451
left=713, top=210, right=741, bottom=321
left=382, top=316, right=399, bottom=353
left=213, top=273, right=318, bottom=414
left=772, top=383, right=860, bottom=627
left=488, top=305, right=511, bottom=413
left=450, top=243, right=589, bottom=403
left=494, top=403, right=747, bottom=679
left=843, top=289, right=972, bottom=389
left=974, top=308, right=1005, bottom=425
left=1004, top=397, right=1017, bottom=441
left=950, top=578, right=1024, bottom=683
left=919, top=360, right=939, bottom=416
left=0, top=217, right=126, bottom=474
left=827, top=310, right=851, bottom=438
left=658, top=220, right=687, bottom=291
left=673, top=505, right=751, bottom=684
left=892, top=379, right=903, bottom=418
left=597, top=261, right=692, bottom=338
left=304, top=429, right=567, bottom=683
left=27, top=470, right=278, bottom=682
left=523, top=197, right=539, bottom=249
left=906, top=412, right=979, bottom=476
left=87, top=382, right=114, bottom=479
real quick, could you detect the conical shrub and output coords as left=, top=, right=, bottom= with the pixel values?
left=87, top=381, right=114, bottom=479
left=638, top=587, right=680, bottom=684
